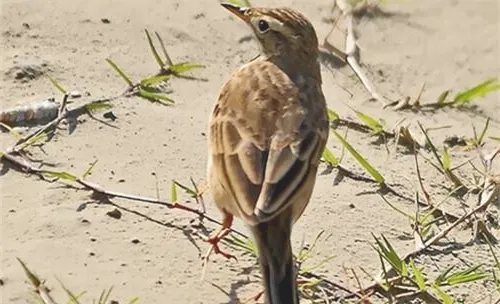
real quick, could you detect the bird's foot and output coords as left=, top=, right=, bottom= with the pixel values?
left=202, top=228, right=236, bottom=261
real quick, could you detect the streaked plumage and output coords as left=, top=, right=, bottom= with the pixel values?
left=207, top=4, right=329, bottom=304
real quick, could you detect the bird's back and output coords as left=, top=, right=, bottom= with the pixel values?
left=213, top=60, right=305, bottom=147
left=208, top=58, right=328, bottom=225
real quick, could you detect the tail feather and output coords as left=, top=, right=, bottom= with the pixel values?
left=251, top=211, right=299, bottom=304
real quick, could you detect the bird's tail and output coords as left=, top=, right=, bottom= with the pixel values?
left=251, top=211, right=299, bottom=304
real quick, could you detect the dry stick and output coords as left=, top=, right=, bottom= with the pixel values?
left=350, top=177, right=499, bottom=297
left=76, top=178, right=248, bottom=239
left=34, top=284, right=58, bottom=304
left=331, top=0, right=391, bottom=107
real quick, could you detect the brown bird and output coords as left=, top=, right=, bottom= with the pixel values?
left=206, top=3, right=329, bottom=303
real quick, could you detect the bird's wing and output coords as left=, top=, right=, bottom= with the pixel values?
left=209, top=61, right=327, bottom=224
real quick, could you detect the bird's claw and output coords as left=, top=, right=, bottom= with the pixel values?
left=201, top=228, right=236, bottom=261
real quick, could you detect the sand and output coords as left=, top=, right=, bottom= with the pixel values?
left=1, top=0, right=499, bottom=303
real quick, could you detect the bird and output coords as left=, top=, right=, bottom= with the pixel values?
left=206, top=3, right=329, bottom=303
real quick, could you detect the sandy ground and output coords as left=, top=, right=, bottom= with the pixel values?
left=1, top=0, right=500, bottom=303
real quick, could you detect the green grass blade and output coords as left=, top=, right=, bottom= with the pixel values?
left=410, top=259, right=426, bottom=290
left=18, top=130, right=52, bottom=150
left=378, top=193, right=414, bottom=221
left=297, top=278, right=323, bottom=290
left=58, top=279, right=82, bottom=304
left=493, top=269, right=500, bottom=289
left=432, top=284, right=455, bottom=304
left=453, top=78, right=500, bottom=105
left=445, top=264, right=488, bottom=285
left=17, top=258, right=42, bottom=288
left=442, top=146, right=451, bottom=170
left=67, top=291, right=86, bottom=304
left=296, top=230, right=327, bottom=263
left=0, top=121, right=22, bottom=138
left=82, top=160, right=98, bottom=179
left=381, top=234, right=407, bottom=276
left=322, top=147, right=339, bottom=166
left=223, top=0, right=252, bottom=7
left=352, top=108, right=384, bottom=134
left=435, top=265, right=455, bottom=285
left=486, top=238, right=500, bottom=270
left=490, top=136, right=500, bottom=142
left=377, top=250, right=391, bottom=288
left=173, top=180, right=197, bottom=197
left=84, top=101, right=113, bottom=113
left=101, top=286, right=113, bottom=304
left=171, top=180, right=178, bottom=203
left=140, top=74, right=170, bottom=87
left=477, top=118, right=490, bottom=145
left=144, top=29, right=165, bottom=68
left=128, top=297, right=140, bottom=304
left=47, top=75, right=67, bottom=94
left=360, top=266, right=390, bottom=291
left=168, top=62, right=205, bottom=74
left=327, top=108, right=340, bottom=122
left=189, top=177, right=199, bottom=194
left=332, top=130, right=384, bottom=184
left=371, top=234, right=404, bottom=275
left=299, top=255, right=335, bottom=274
left=42, top=170, right=77, bottom=181
left=447, top=272, right=489, bottom=285
left=138, top=87, right=174, bottom=105
left=436, top=90, right=450, bottom=104
left=222, top=234, right=257, bottom=256
left=418, top=122, right=444, bottom=169
left=106, top=58, right=134, bottom=86
left=155, top=31, right=173, bottom=66
left=97, top=289, right=105, bottom=304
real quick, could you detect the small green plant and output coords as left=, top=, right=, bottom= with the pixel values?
left=171, top=178, right=205, bottom=204
left=371, top=234, right=488, bottom=302
left=106, top=58, right=174, bottom=105
left=452, top=78, right=500, bottom=106
left=321, top=146, right=340, bottom=167
left=349, top=107, right=385, bottom=135
left=418, top=122, right=465, bottom=189
left=144, top=29, right=205, bottom=77
left=468, top=118, right=490, bottom=148
left=432, top=78, right=500, bottom=108
left=18, top=258, right=139, bottom=304
left=106, top=29, right=205, bottom=105
left=47, top=74, right=68, bottom=94
left=331, top=129, right=385, bottom=184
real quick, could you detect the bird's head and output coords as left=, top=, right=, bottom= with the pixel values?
left=222, top=3, right=319, bottom=66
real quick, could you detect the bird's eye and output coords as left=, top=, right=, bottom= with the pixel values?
left=258, top=20, right=269, bottom=33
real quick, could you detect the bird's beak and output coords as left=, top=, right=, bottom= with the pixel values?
left=221, top=3, right=250, bottom=23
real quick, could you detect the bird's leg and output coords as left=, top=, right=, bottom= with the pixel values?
left=202, top=212, right=236, bottom=260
